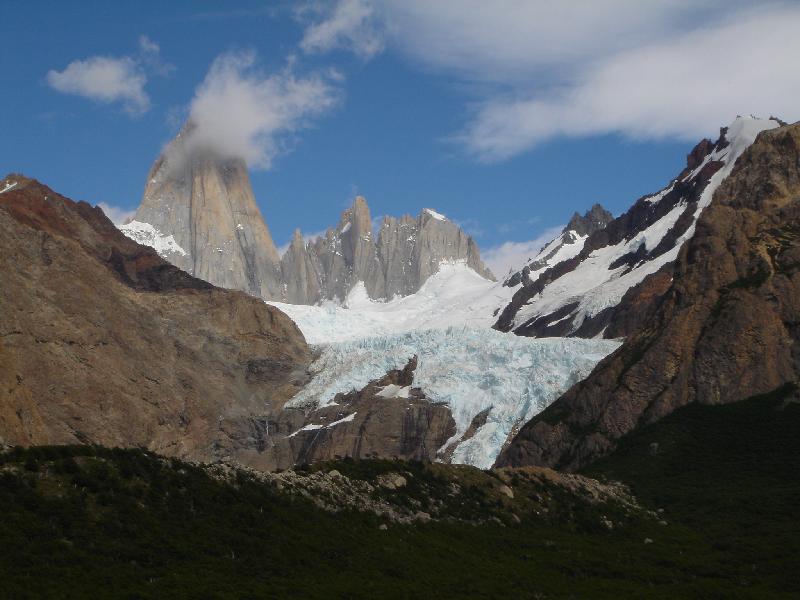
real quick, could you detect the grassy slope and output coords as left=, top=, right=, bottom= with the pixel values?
left=1, top=388, right=798, bottom=599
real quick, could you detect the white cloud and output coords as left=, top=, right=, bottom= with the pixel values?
left=481, top=226, right=562, bottom=277
left=46, top=35, right=173, bottom=115
left=299, top=0, right=383, bottom=59
left=300, top=1, right=800, bottom=161
left=459, top=5, right=800, bottom=161
left=380, top=0, right=708, bottom=82
left=46, top=56, right=150, bottom=114
left=98, top=202, right=136, bottom=227
left=138, top=35, right=175, bottom=77
left=179, top=51, right=339, bottom=169
left=138, top=34, right=160, bottom=55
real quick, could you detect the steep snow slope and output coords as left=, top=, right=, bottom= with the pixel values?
left=496, top=116, right=781, bottom=338
left=269, top=262, right=620, bottom=468
left=504, top=204, right=613, bottom=288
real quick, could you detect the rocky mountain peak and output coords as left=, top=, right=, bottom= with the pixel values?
left=122, top=128, right=494, bottom=306
left=496, top=116, right=781, bottom=339
left=124, top=128, right=283, bottom=299
left=565, top=203, right=613, bottom=237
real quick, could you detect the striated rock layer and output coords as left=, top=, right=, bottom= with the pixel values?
left=0, top=175, right=462, bottom=470
left=496, top=121, right=800, bottom=471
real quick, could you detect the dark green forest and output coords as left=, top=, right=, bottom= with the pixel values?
left=1, top=391, right=798, bottom=599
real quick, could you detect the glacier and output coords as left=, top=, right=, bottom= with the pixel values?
left=271, top=263, right=621, bottom=469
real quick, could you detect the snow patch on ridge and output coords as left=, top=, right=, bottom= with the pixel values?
left=120, top=220, right=187, bottom=257
left=0, top=181, right=18, bottom=194
left=423, top=208, right=447, bottom=221
left=377, top=384, right=411, bottom=399
left=288, top=412, right=357, bottom=438
left=518, top=231, right=588, bottom=287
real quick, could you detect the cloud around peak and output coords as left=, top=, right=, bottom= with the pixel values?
left=176, top=51, right=340, bottom=169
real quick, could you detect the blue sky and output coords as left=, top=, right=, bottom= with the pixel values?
left=2, top=1, right=798, bottom=274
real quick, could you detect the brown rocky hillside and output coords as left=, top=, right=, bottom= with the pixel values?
left=497, top=121, right=800, bottom=471
left=0, top=176, right=456, bottom=469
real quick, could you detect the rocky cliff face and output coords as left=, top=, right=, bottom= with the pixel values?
left=123, top=126, right=284, bottom=300
left=0, top=174, right=309, bottom=466
left=124, top=128, right=493, bottom=305
left=0, top=175, right=465, bottom=469
left=282, top=200, right=494, bottom=304
left=495, top=117, right=781, bottom=339
left=496, top=121, right=800, bottom=471
left=377, top=208, right=494, bottom=299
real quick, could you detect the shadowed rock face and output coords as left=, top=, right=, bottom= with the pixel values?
left=0, top=176, right=460, bottom=470
left=131, top=127, right=284, bottom=300
left=496, top=122, right=800, bottom=471
left=565, top=204, right=614, bottom=238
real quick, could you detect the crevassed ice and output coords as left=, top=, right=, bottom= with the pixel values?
left=285, top=327, right=620, bottom=469
left=272, top=261, right=620, bottom=468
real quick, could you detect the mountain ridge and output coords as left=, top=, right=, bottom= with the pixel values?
left=497, top=119, right=800, bottom=471
left=494, top=116, right=781, bottom=339
left=123, top=127, right=493, bottom=305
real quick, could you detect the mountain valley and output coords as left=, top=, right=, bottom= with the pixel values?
left=3, top=117, right=799, bottom=597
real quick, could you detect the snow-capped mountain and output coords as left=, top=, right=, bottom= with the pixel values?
left=503, top=204, right=613, bottom=288
left=495, top=116, right=782, bottom=339
left=498, top=119, right=800, bottom=472
left=121, top=124, right=493, bottom=305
